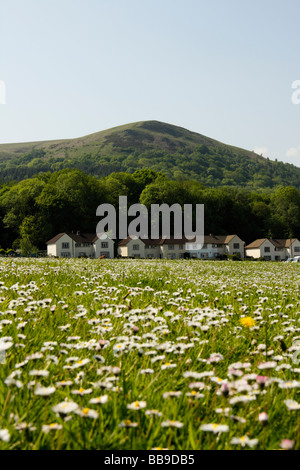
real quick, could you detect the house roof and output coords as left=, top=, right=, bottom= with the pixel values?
left=118, top=234, right=238, bottom=246
left=245, top=239, right=268, bottom=249
left=246, top=238, right=298, bottom=249
left=46, top=232, right=108, bottom=245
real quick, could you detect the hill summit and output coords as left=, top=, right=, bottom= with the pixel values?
left=0, top=120, right=299, bottom=189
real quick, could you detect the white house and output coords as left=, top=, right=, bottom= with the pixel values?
left=46, top=232, right=115, bottom=258
left=246, top=238, right=300, bottom=261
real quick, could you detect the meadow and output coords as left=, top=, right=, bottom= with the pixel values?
left=0, top=257, right=300, bottom=450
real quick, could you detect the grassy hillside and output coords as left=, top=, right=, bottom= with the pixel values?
left=0, top=120, right=299, bottom=189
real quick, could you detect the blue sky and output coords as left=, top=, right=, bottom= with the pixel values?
left=1, top=0, right=300, bottom=165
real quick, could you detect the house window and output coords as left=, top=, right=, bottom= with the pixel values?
left=62, top=242, right=69, bottom=249
left=101, top=242, right=108, bottom=248
left=100, top=252, right=109, bottom=258
left=212, top=244, right=218, bottom=248
left=233, top=243, right=240, bottom=249
left=61, top=252, right=70, bottom=257
left=83, top=243, right=90, bottom=247
left=168, top=245, right=174, bottom=250
left=294, top=247, right=300, bottom=253
left=264, top=247, right=270, bottom=253
left=75, top=243, right=81, bottom=247
left=167, top=253, right=176, bottom=259
left=179, top=253, right=185, bottom=259
left=133, top=244, right=139, bottom=250
left=179, top=244, right=184, bottom=250
left=202, top=244, right=207, bottom=249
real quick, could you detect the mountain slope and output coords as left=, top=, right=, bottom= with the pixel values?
left=0, top=120, right=299, bottom=189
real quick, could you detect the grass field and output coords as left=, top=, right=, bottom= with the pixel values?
left=0, top=258, right=300, bottom=450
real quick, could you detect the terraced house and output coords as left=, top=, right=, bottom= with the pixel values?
left=118, top=234, right=245, bottom=259
left=246, top=238, right=300, bottom=261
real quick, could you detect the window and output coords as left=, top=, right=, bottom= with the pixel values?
left=101, top=242, right=108, bottom=248
left=202, top=244, right=207, bottom=249
left=75, top=243, right=81, bottom=247
left=264, top=247, right=270, bottom=253
left=83, top=243, right=90, bottom=247
left=179, top=253, right=185, bottom=259
left=294, top=247, right=300, bottom=253
left=212, top=244, right=218, bottom=248
left=133, top=244, right=139, bottom=250
left=167, top=253, right=176, bottom=259
left=233, top=243, right=240, bottom=249
left=100, top=252, right=109, bottom=258
left=61, top=252, right=70, bottom=257
left=168, top=245, right=174, bottom=250
left=179, top=244, right=184, bottom=250
left=62, top=242, right=69, bottom=249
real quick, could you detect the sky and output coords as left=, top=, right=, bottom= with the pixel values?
left=1, top=0, right=300, bottom=165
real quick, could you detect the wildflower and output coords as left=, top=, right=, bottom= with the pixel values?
left=230, top=436, right=258, bottom=448
left=284, top=399, right=300, bottom=410
left=89, top=395, right=109, bottom=404
left=258, top=412, right=269, bottom=424
left=279, top=381, right=300, bottom=389
left=127, top=401, right=147, bottom=410
left=118, top=420, right=138, bottom=428
left=42, top=423, right=63, bottom=433
left=75, top=407, right=99, bottom=419
left=161, top=363, right=176, bottom=370
left=186, top=391, right=204, bottom=399
left=34, top=384, right=56, bottom=396
left=163, top=391, right=182, bottom=399
left=200, top=423, right=229, bottom=434
left=70, top=358, right=90, bottom=369
left=280, top=439, right=295, bottom=450
left=71, top=387, right=93, bottom=396
left=52, top=400, right=79, bottom=416
left=0, top=429, right=10, bottom=442
left=239, top=317, right=255, bottom=328
left=56, top=380, right=73, bottom=387
left=256, top=376, right=269, bottom=390
left=161, top=420, right=184, bottom=428
left=257, top=361, right=277, bottom=370
left=145, top=409, right=163, bottom=417
left=29, top=370, right=49, bottom=377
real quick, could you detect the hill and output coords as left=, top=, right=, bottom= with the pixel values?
left=0, top=120, right=299, bottom=189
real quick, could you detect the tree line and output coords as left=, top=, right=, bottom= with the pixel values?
left=0, top=168, right=299, bottom=254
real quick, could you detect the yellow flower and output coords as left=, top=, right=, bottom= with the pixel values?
left=239, top=317, right=255, bottom=328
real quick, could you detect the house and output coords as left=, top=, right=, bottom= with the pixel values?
left=245, top=238, right=300, bottom=261
left=187, top=234, right=245, bottom=259
left=46, top=232, right=115, bottom=258
left=118, top=236, right=191, bottom=259
left=118, top=234, right=245, bottom=259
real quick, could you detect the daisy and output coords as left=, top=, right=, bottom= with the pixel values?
left=42, top=423, right=63, bottom=433
left=161, top=420, right=184, bottom=428
left=0, top=429, right=10, bottom=442
left=200, top=423, right=229, bottom=434
left=145, top=409, right=163, bottom=417
left=71, top=387, right=93, bottom=396
left=127, top=401, right=147, bottom=410
left=284, top=399, right=300, bottom=410
left=75, top=407, right=99, bottom=419
left=89, top=395, right=109, bottom=404
left=34, top=384, right=56, bottom=396
left=230, top=436, right=259, bottom=448
left=280, top=439, right=295, bottom=450
left=118, top=420, right=138, bottom=428
left=52, top=400, right=79, bottom=416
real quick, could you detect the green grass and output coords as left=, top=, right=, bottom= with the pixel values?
left=0, top=258, right=300, bottom=450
